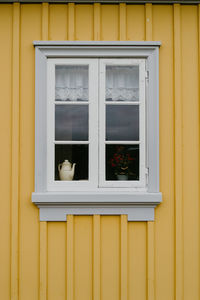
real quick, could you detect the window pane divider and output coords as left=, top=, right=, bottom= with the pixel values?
left=54, top=141, right=89, bottom=144
left=105, top=101, right=140, bottom=105
left=55, top=101, right=89, bottom=105
left=105, top=141, right=140, bottom=144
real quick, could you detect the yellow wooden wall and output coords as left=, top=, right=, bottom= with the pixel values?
left=0, top=3, right=199, bottom=300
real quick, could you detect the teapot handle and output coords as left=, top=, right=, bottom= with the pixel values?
left=58, top=164, right=61, bottom=172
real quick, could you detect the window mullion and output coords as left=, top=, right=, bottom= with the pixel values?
left=99, top=60, right=106, bottom=187
left=89, top=59, right=99, bottom=187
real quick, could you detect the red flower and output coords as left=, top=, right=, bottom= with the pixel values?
left=110, top=148, right=134, bottom=175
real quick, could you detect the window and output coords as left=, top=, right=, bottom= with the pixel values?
left=47, top=58, right=145, bottom=190
left=32, top=42, right=162, bottom=221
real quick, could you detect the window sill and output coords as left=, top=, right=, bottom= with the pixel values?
left=32, top=191, right=162, bottom=221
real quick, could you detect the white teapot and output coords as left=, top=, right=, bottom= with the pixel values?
left=58, top=160, right=76, bottom=181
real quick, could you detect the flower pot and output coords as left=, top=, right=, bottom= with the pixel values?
left=117, top=174, right=128, bottom=181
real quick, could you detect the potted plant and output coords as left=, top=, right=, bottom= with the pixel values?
left=110, top=146, right=134, bottom=180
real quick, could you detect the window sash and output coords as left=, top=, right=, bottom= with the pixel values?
left=99, top=59, right=146, bottom=187
left=47, top=59, right=98, bottom=191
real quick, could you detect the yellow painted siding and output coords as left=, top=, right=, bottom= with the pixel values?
left=0, top=5, right=12, bottom=300
left=0, top=3, right=199, bottom=300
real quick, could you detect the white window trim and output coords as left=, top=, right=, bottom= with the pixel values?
left=32, top=41, right=162, bottom=221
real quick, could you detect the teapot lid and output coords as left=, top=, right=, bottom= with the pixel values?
left=63, top=160, right=71, bottom=165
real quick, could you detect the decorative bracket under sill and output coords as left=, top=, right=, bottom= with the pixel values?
left=32, top=192, right=162, bottom=221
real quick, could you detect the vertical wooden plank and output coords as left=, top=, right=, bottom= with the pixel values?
left=67, top=3, right=75, bottom=40
left=198, top=7, right=200, bottom=299
left=145, top=3, right=152, bottom=41
left=19, top=5, right=41, bottom=300
left=126, top=5, right=145, bottom=41
left=49, top=4, right=67, bottom=40
left=101, top=5, right=119, bottom=41
left=153, top=5, right=174, bottom=300
left=101, top=216, right=120, bottom=300
left=173, top=4, right=183, bottom=300
left=66, top=215, right=74, bottom=300
left=42, top=3, right=49, bottom=40
left=11, top=4, right=20, bottom=300
left=94, top=3, right=100, bottom=41
left=145, top=4, right=154, bottom=300
left=93, top=215, right=100, bottom=300
left=181, top=6, right=199, bottom=300
left=40, top=222, right=47, bottom=300
left=40, top=5, right=48, bottom=300
left=74, top=217, right=92, bottom=300
left=119, top=3, right=126, bottom=41
left=48, top=223, right=66, bottom=300
left=147, top=222, right=155, bottom=300
left=128, top=223, right=146, bottom=300
left=75, top=5, right=93, bottom=41
left=0, top=4, right=12, bottom=300
left=120, top=215, right=127, bottom=300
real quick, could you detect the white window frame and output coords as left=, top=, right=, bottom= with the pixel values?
left=32, top=41, right=162, bottom=222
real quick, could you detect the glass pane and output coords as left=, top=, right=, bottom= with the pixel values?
left=55, top=65, right=88, bottom=101
left=106, top=105, right=139, bottom=141
left=55, top=144, right=88, bottom=181
left=106, top=65, right=139, bottom=101
left=55, top=105, right=88, bottom=141
left=106, top=144, right=139, bottom=181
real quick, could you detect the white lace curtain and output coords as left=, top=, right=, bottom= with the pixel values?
left=106, top=66, right=139, bottom=101
left=55, top=65, right=139, bottom=101
left=55, top=66, right=89, bottom=101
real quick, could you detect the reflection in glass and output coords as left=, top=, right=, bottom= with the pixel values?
left=55, top=144, right=88, bottom=180
left=106, top=144, right=139, bottom=181
left=55, top=65, right=88, bottom=101
left=55, top=105, right=88, bottom=141
left=106, top=105, right=139, bottom=141
left=106, top=66, right=139, bottom=101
